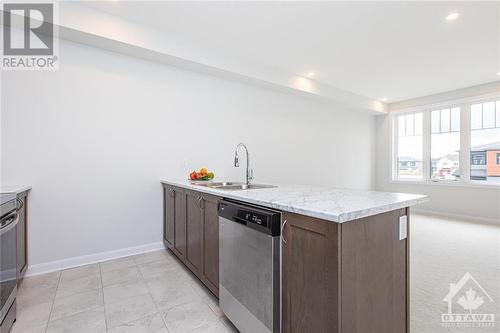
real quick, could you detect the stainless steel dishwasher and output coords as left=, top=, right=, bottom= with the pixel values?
left=218, top=199, right=281, bottom=333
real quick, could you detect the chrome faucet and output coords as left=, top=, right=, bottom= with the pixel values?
left=234, top=143, right=253, bottom=185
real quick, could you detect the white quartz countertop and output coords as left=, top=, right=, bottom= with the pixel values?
left=161, top=179, right=427, bottom=223
left=0, top=185, right=32, bottom=195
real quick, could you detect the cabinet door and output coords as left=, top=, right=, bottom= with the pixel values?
left=17, top=194, right=27, bottom=276
left=282, top=212, right=340, bottom=333
left=173, top=188, right=186, bottom=258
left=163, top=186, right=175, bottom=247
left=341, top=208, right=408, bottom=333
left=202, top=193, right=219, bottom=296
left=185, top=191, right=203, bottom=274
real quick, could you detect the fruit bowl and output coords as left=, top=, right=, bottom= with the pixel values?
left=189, top=168, right=214, bottom=181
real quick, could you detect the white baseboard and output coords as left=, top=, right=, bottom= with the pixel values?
left=25, top=241, right=165, bottom=277
left=412, top=208, right=500, bottom=226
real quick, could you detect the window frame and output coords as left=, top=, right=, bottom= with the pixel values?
left=391, top=94, right=500, bottom=188
left=392, top=110, right=425, bottom=181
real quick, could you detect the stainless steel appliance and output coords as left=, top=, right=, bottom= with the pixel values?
left=218, top=200, right=281, bottom=333
left=1, top=193, right=19, bottom=333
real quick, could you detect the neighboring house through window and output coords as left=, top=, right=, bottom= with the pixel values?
left=470, top=100, right=500, bottom=183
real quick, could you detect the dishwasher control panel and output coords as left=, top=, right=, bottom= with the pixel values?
left=241, top=212, right=267, bottom=227
left=219, top=200, right=281, bottom=236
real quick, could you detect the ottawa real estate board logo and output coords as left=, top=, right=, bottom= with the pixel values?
left=2, top=1, right=59, bottom=70
left=442, top=272, right=496, bottom=328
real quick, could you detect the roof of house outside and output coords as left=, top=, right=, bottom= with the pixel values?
left=432, top=154, right=459, bottom=163
left=471, top=141, right=500, bottom=151
left=440, top=154, right=459, bottom=161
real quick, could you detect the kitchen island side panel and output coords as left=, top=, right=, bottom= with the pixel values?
left=340, top=208, right=408, bottom=333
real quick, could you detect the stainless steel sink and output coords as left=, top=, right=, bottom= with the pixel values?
left=193, top=181, right=276, bottom=190
left=214, top=183, right=276, bottom=191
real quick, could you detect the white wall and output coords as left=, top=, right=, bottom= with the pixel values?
left=375, top=114, right=500, bottom=222
left=1, top=39, right=376, bottom=267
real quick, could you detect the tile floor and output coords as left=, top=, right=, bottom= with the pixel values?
left=11, top=249, right=239, bottom=333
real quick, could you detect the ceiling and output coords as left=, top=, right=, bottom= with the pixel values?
left=82, top=1, right=500, bottom=103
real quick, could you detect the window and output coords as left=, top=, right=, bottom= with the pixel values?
left=471, top=152, right=486, bottom=165
left=470, top=100, right=500, bottom=183
left=396, top=113, right=423, bottom=179
left=431, top=107, right=460, bottom=181
left=393, top=97, right=500, bottom=185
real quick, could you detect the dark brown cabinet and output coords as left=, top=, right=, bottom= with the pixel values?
left=163, top=186, right=175, bottom=246
left=282, top=208, right=409, bottom=333
left=282, top=213, right=340, bottom=333
left=162, top=184, right=220, bottom=297
left=173, top=188, right=186, bottom=257
left=185, top=191, right=203, bottom=274
left=163, top=185, right=187, bottom=259
left=201, top=193, right=219, bottom=295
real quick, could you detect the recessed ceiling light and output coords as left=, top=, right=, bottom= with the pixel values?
left=446, top=12, right=460, bottom=21
left=307, top=72, right=315, bottom=78
left=497, top=72, right=500, bottom=76
left=381, top=97, right=388, bottom=102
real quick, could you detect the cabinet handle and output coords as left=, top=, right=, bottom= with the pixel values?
left=196, top=196, right=204, bottom=209
left=16, top=198, right=24, bottom=211
left=281, top=220, right=287, bottom=245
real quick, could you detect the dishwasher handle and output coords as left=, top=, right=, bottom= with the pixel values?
left=231, top=216, right=248, bottom=225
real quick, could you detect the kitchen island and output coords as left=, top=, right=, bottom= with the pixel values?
left=161, top=179, right=426, bottom=333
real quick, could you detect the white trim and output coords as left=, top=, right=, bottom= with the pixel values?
left=390, top=179, right=500, bottom=189
left=391, top=112, right=398, bottom=181
left=412, top=209, right=500, bottom=226
left=461, top=103, right=471, bottom=182
left=25, top=241, right=165, bottom=277
left=422, top=111, right=431, bottom=181
left=389, top=81, right=500, bottom=113
left=391, top=101, right=469, bottom=116
left=390, top=92, right=500, bottom=114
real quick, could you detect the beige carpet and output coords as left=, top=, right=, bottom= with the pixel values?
left=410, top=213, right=500, bottom=333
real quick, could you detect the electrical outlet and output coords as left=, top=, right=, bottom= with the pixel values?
left=399, top=215, right=407, bottom=240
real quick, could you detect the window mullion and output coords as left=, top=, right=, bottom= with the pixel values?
left=461, top=103, right=471, bottom=183
left=422, top=111, right=431, bottom=181
left=392, top=114, right=399, bottom=180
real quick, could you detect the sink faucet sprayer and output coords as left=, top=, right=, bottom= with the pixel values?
left=234, top=143, right=253, bottom=185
